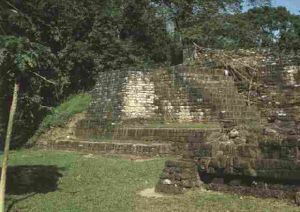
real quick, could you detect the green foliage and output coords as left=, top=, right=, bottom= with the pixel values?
left=0, top=35, right=58, bottom=148
left=40, top=93, right=91, bottom=129
left=0, top=35, right=55, bottom=75
left=27, top=93, right=91, bottom=147
left=152, top=0, right=270, bottom=27
left=0, top=0, right=174, bottom=147
left=180, top=5, right=300, bottom=50
left=120, top=0, right=172, bottom=62
left=0, top=0, right=299, bottom=148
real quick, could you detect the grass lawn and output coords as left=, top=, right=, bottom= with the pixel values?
left=2, top=150, right=300, bottom=212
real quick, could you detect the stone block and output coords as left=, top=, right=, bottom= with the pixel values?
left=155, top=184, right=184, bottom=194
left=295, top=192, right=300, bottom=206
left=237, top=145, right=259, bottom=158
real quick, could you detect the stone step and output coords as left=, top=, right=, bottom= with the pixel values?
left=111, top=127, right=221, bottom=143
left=176, top=67, right=264, bottom=128
left=200, top=89, right=238, bottom=94
left=217, top=106, right=259, bottom=113
left=220, top=111, right=260, bottom=118
left=221, top=118, right=261, bottom=126
left=200, top=87, right=239, bottom=95
left=36, top=139, right=172, bottom=157
left=198, top=86, right=237, bottom=92
left=182, top=70, right=227, bottom=76
left=183, top=75, right=234, bottom=83
left=185, top=76, right=230, bottom=82
left=216, top=98, right=246, bottom=104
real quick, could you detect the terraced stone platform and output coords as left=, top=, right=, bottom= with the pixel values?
left=35, top=61, right=300, bottom=204
left=37, top=139, right=172, bottom=157
left=38, top=124, right=221, bottom=157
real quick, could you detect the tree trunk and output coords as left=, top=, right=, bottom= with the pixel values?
left=0, top=77, right=9, bottom=148
left=0, top=82, right=19, bottom=212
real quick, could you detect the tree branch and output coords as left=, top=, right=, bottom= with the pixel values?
left=29, top=71, right=56, bottom=85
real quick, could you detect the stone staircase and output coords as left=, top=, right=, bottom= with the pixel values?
left=63, top=68, right=223, bottom=157
left=155, top=64, right=268, bottom=194
left=38, top=64, right=265, bottom=159
left=174, top=65, right=263, bottom=129
left=151, top=69, right=215, bottom=123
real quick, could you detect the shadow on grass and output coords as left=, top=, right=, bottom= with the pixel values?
left=3, top=165, right=64, bottom=211
left=4, top=165, right=63, bottom=195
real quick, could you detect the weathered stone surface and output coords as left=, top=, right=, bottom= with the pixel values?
left=229, top=129, right=239, bottom=139
left=50, top=60, right=300, bottom=196
left=263, top=128, right=278, bottom=136
left=122, top=72, right=157, bottom=119
left=37, top=140, right=172, bottom=157
left=295, top=192, right=300, bottom=206
left=76, top=68, right=217, bottom=139
left=156, top=158, right=202, bottom=194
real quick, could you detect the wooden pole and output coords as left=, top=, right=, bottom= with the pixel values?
left=0, top=81, right=19, bottom=212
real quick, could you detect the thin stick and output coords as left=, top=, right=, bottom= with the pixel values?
left=30, top=71, right=56, bottom=85
left=0, top=82, right=19, bottom=212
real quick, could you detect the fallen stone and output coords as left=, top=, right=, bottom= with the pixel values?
left=162, top=179, right=172, bottom=185
left=229, top=129, right=239, bottom=139
left=263, top=128, right=278, bottom=136
left=155, top=184, right=184, bottom=194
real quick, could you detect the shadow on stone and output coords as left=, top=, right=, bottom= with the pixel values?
left=199, top=172, right=300, bottom=204
left=3, top=165, right=63, bottom=195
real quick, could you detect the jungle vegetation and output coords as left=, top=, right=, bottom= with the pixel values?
left=0, top=0, right=299, bottom=148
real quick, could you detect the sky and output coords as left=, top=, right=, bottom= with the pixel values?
left=243, top=0, right=300, bottom=14
left=273, top=0, right=300, bottom=14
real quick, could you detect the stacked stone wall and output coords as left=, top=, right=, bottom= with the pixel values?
left=194, top=136, right=300, bottom=181
left=174, top=65, right=262, bottom=128
left=151, top=69, right=213, bottom=123
left=76, top=68, right=215, bottom=139
left=37, top=140, right=171, bottom=157
left=112, top=128, right=220, bottom=154
left=155, top=159, right=201, bottom=194
left=256, top=65, right=300, bottom=135
left=122, top=71, right=157, bottom=120
left=77, top=70, right=127, bottom=135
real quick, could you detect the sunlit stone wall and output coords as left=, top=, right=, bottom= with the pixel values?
left=121, top=72, right=157, bottom=120
left=77, top=68, right=211, bottom=136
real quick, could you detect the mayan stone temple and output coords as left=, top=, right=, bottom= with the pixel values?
left=3, top=1, right=300, bottom=211
left=37, top=48, right=300, bottom=203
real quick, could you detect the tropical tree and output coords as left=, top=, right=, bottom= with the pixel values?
left=0, top=35, right=56, bottom=212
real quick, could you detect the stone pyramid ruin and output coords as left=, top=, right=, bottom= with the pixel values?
left=37, top=49, right=300, bottom=202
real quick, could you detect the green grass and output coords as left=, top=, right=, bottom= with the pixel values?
left=3, top=150, right=300, bottom=212
left=27, top=93, right=91, bottom=146
left=5, top=150, right=165, bottom=212
left=41, top=93, right=91, bottom=129
left=135, top=189, right=300, bottom=212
